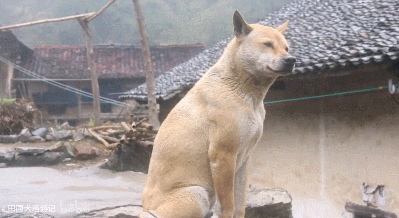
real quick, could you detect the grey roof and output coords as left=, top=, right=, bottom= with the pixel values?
left=120, top=0, right=399, bottom=101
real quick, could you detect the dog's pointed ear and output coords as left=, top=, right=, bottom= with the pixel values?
left=276, top=20, right=289, bottom=35
left=233, top=11, right=252, bottom=38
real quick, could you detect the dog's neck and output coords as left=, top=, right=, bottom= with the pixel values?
left=213, top=41, right=277, bottom=107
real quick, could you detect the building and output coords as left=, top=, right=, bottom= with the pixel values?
left=120, top=0, right=399, bottom=215
left=10, top=43, right=204, bottom=120
left=0, top=26, right=34, bottom=99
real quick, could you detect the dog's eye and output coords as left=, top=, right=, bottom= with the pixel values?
left=285, top=47, right=289, bottom=52
left=264, top=42, right=273, bottom=48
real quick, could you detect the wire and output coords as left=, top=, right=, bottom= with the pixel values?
left=264, top=86, right=388, bottom=106
left=0, top=56, right=133, bottom=108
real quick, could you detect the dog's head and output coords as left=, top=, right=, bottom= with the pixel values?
left=232, top=11, right=296, bottom=77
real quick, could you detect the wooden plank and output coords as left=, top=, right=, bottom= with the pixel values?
left=132, top=0, right=160, bottom=129
left=345, top=202, right=397, bottom=218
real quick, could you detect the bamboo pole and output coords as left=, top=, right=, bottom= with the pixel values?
left=87, top=0, right=118, bottom=21
left=0, top=13, right=95, bottom=31
left=132, top=0, right=160, bottom=129
left=78, top=17, right=101, bottom=127
left=88, top=128, right=110, bottom=148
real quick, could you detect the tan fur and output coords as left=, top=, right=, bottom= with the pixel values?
left=140, top=11, right=295, bottom=218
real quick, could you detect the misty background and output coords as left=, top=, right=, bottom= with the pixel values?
left=0, top=0, right=294, bottom=47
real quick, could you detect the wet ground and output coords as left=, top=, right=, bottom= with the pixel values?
left=0, top=167, right=147, bottom=217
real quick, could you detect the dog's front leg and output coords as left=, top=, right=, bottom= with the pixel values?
left=209, top=144, right=237, bottom=218
left=233, top=157, right=249, bottom=218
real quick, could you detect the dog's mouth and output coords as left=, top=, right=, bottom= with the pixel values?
left=267, top=65, right=294, bottom=75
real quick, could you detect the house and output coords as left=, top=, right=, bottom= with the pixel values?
left=11, top=43, right=204, bottom=120
left=0, top=26, right=34, bottom=99
left=120, top=0, right=399, bottom=215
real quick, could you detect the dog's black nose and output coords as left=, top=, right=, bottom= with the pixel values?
left=283, top=56, right=296, bottom=64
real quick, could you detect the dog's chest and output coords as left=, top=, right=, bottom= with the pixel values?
left=236, top=109, right=264, bottom=167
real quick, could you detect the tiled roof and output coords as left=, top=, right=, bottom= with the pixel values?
left=0, top=27, right=33, bottom=64
left=120, top=0, right=399, bottom=101
left=19, top=44, right=204, bottom=79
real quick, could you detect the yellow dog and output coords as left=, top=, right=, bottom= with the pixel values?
left=140, top=11, right=295, bottom=218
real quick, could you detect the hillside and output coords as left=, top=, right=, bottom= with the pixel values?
left=0, top=0, right=294, bottom=47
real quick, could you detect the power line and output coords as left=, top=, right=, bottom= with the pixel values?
left=0, top=56, right=133, bottom=108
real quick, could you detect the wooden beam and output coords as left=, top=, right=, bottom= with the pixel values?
left=0, top=13, right=95, bottom=31
left=86, top=0, right=118, bottom=21
left=6, top=63, right=13, bottom=99
left=345, top=202, right=397, bottom=218
left=132, top=0, right=160, bottom=129
left=77, top=18, right=101, bottom=127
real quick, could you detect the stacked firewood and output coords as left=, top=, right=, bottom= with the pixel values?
left=87, top=115, right=157, bottom=149
left=0, top=99, right=40, bottom=135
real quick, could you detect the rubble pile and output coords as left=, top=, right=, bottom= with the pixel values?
left=0, top=99, right=40, bottom=135
left=0, top=116, right=156, bottom=172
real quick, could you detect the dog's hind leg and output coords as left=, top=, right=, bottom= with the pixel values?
left=147, top=186, right=213, bottom=218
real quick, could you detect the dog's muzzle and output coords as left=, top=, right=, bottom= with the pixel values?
left=278, top=56, right=296, bottom=75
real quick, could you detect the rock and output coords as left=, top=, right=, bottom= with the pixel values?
left=73, top=130, right=85, bottom=142
left=75, top=205, right=142, bottom=218
left=44, top=134, right=55, bottom=141
left=64, top=142, right=77, bottom=158
left=18, top=128, right=32, bottom=142
left=60, top=121, right=71, bottom=130
left=51, top=130, right=72, bottom=141
left=341, top=211, right=355, bottom=218
left=14, top=147, right=47, bottom=155
left=74, top=143, right=97, bottom=160
left=245, top=187, right=292, bottom=218
left=28, top=135, right=45, bottom=142
left=61, top=157, right=72, bottom=163
left=0, top=135, right=18, bottom=143
left=0, top=163, right=6, bottom=168
left=13, top=152, right=66, bottom=166
left=0, top=150, right=14, bottom=163
left=46, top=141, right=65, bottom=152
left=31, top=127, right=48, bottom=137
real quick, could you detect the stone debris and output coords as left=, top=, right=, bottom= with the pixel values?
left=120, top=0, right=399, bottom=102
left=51, top=130, right=72, bottom=141
left=0, top=149, right=14, bottom=163
left=46, top=141, right=65, bottom=152
left=14, top=147, right=46, bottom=155
left=13, top=152, right=66, bottom=166
left=31, top=127, right=48, bottom=137
left=74, top=143, right=98, bottom=160
left=18, top=128, right=32, bottom=143
left=28, top=135, right=45, bottom=142
left=245, top=187, right=292, bottom=218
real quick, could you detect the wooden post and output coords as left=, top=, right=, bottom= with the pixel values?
left=132, top=0, right=160, bottom=129
left=78, top=81, right=82, bottom=118
left=6, top=63, right=13, bottom=99
left=78, top=18, right=101, bottom=126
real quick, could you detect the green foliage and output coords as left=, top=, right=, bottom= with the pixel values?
left=0, top=0, right=294, bottom=48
